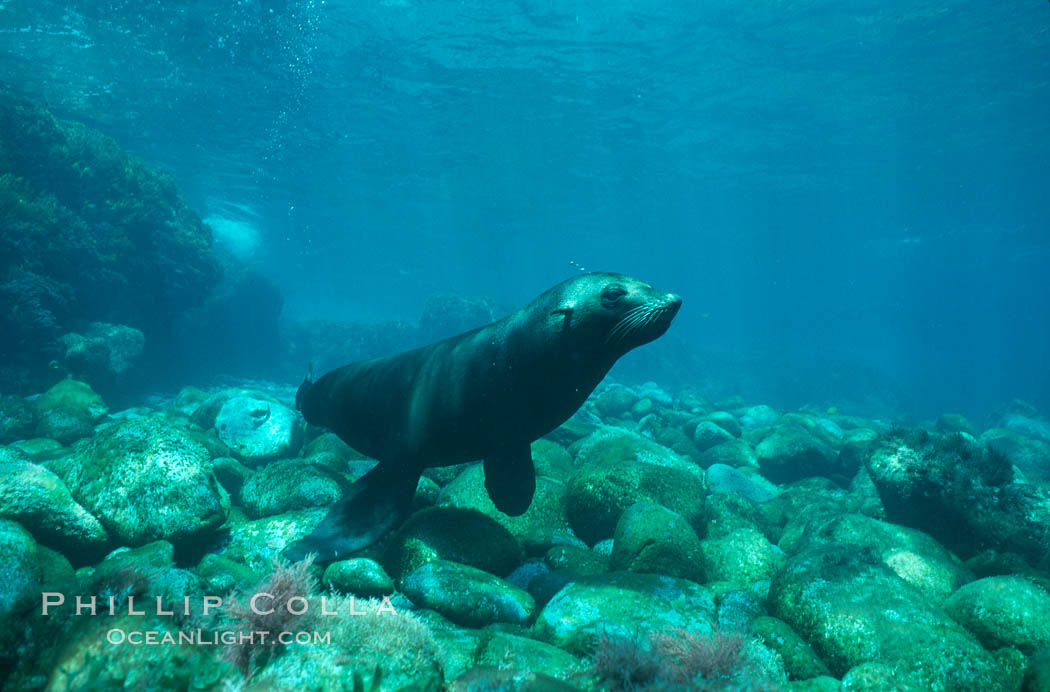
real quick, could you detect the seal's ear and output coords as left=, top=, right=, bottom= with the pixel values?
left=550, top=307, right=573, bottom=333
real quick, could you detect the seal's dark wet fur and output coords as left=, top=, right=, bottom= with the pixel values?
left=286, top=272, right=681, bottom=562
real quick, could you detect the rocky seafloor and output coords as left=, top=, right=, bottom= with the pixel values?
left=2, top=378, right=1050, bottom=691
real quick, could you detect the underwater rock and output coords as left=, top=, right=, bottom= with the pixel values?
left=0, top=395, right=35, bottom=443
left=213, top=393, right=305, bottom=466
left=699, top=527, right=784, bottom=589
left=837, top=427, right=880, bottom=476
left=322, top=557, right=394, bottom=597
left=609, top=501, right=705, bottom=583
left=210, top=455, right=253, bottom=497
left=30, top=378, right=108, bottom=444
left=693, top=420, right=736, bottom=453
left=217, top=507, right=328, bottom=571
left=59, top=321, right=144, bottom=387
left=756, top=424, right=838, bottom=484
left=387, top=506, right=523, bottom=580
left=169, top=385, right=210, bottom=416
left=981, top=427, right=1050, bottom=482
left=0, top=94, right=221, bottom=357
left=990, top=400, right=1050, bottom=444
left=238, top=457, right=345, bottom=518
left=865, top=430, right=1050, bottom=566
left=438, top=463, right=574, bottom=556
left=594, top=386, right=637, bottom=418
left=699, top=411, right=742, bottom=438
left=703, top=490, right=769, bottom=541
left=401, top=559, right=535, bottom=627
left=530, top=438, right=576, bottom=481
left=936, top=412, right=977, bottom=435
left=0, top=457, right=108, bottom=559
left=706, top=463, right=779, bottom=503
left=0, top=519, right=40, bottom=627
left=61, top=418, right=229, bottom=547
left=532, top=571, right=716, bottom=656
left=566, top=427, right=704, bottom=545
left=301, top=430, right=360, bottom=461
left=696, top=437, right=758, bottom=469
left=945, top=576, right=1050, bottom=655
left=651, top=424, right=703, bottom=462
left=1024, top=647, right=1050, bottom=692
left=474, top=632, right=585, bottom=681
left=769, top=543, right=1005, bottom=690
left=418, top=292, right=498, bottom=343
left=250, top=597, right=443, bottom=692
left=740, top=404, right=780, bottom=430
left=544, top=544, right=609, bottom=580
left=196, top=553, right=260, bottom=594
left=751, top=615, right=831, bottom=681
left=783, top=512, right=971, bottom=605
left=30, top=613, right=232, bottom=691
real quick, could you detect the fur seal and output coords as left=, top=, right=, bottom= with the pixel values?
left=285, top=272, right=681, bottom=562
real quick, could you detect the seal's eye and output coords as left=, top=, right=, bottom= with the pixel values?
left=601, top=285, right=627, bottom=309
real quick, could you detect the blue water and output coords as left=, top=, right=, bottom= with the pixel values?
left=2, top=0, right=1048, bottom=419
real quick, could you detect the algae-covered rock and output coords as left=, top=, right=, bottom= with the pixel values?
left=694, top=420, right=736, bottom=452
left=865, top=431, right=1050, bottom=566
left=402, top=559, right=535, bottom=627
left=322, top=558, right=394, bottom=597
left=0, top=395, right=35, bottom=443
left=0, top=457, right=108, bottom=559
left=60, top=418, right=228, bottom=547
left=700, top=527, right=783, bottom=589
left=981, top=427, right=1050, bottom=482
left=0, top=520, right=41, bottom=624
left=217, top=507, right=328, bottom=571
left=34, top=614, right=234, bottom=691
left=532, top=571, right=716, bottom=655
left=610, top=501, right=705, bottom=583
left=756, top=424, right=837, bottom=483
left=238, top=457, right=344, bottom=518
left=387, top=506, right=523, bottom=580
left=476, top=631, right=585, bottom=680
left=439, top=463, right=574, bottom=555
left=89, top=540, right=175, bottom=589
left=60, top=321, right=145, bottom=385
left=741, top=405, right=780, bottom=430
left=706, top=463, right=779, bottom=503
left=945, top=576, right=1050, bottom=654
left=210, top=455, right=253, bottom=497
left=251, top=597, right=443, bottom=691
left=752, top=615, right=830, bottom=681
left=31, top=378, right=107, bottom=444
left=196, top=553, right=260, bottom=595
left=213, top=393, right=304, bottom=465
left=788, top=512, right=972, bottom=605
left=566, top=427, right=704, bottom=545
left=769, top=543, right=1005, bottom=690
left=697, top=438, right=759, bottom=469
left=700, top=411, right=742, bottom=437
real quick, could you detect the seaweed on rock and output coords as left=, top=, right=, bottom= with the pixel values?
left=0, top=91, right=221, bottom=391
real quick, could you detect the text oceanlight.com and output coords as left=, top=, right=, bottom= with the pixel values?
left=105, top=629, right=332, bottom=646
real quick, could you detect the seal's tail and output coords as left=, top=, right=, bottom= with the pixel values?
left=295, top=362, right=313, bottom=412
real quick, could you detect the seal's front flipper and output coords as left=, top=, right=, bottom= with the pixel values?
left=484, top=446, right=535, bottom=516
left=283, top=462, right=418, bottom=563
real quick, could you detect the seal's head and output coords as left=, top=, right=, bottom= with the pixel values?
left=547, top=272, right=682, bottom=358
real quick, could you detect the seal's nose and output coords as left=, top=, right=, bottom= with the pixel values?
left=666, top=293, right=682, bottom=312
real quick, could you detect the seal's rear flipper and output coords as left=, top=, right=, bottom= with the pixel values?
left=283, top=462, right=419, bottom=563
left=484, top=446, right=536, bottom=516
left=294, top=362, right=314, bottom=412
